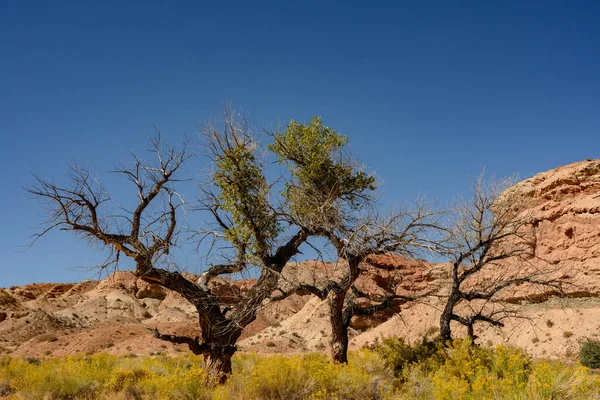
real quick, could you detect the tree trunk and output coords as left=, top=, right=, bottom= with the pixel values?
left=204, top=349, right=234, bottom=384
left=198, top=317, right=240, bottom=384
left=440, top=291, right=459, bottom=342
left=466, top=322, right=476, bottom=343
left=329, top=292, right=349, bottom=363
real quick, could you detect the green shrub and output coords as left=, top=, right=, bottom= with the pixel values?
left=370, top=336, right=445, bottom=378
left=579, top=338, right=600, bottom=369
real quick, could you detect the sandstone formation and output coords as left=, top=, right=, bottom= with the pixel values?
left=1, top=159, right=599, bottom=361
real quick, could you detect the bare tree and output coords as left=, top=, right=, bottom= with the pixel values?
left=437, top=174, right=567, bottom=342
left=27, top=135, right=189, bottom=276
left=272, top=202, right=440, bottom=363
left=27, top=108, right=436, bottom=381
left=26, top=121, right=312, bottom=382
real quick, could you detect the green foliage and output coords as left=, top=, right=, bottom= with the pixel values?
left=370, top=336, right=446, bottom=378
left=212, top=127, right=279, bottom=255
left=0, top=353, right=210, bottom=400
left=268, top=117, right=376, bottom=227
left=208, top=115, right=377, bottom=259
left=579, top=338, right=600, bottom=369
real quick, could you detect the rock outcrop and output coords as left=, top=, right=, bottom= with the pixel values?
left=509, top=159, right=600, bottom=296
left=1, top=159, right=599, bottom=361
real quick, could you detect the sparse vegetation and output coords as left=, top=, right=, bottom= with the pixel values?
left=0, top=342, right=599, bottom=399
left=563, top=331, right=574, bottom=338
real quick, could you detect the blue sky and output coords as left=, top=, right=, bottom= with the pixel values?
left=1, top=0, right=599, bottom=286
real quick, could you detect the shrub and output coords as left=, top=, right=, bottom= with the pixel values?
left=109, top=368, right=152, bottom=392
left=1, top=346, right=599, bottom=399
left=4, top=355, right=113, bottom=399
left=579, top=338, right=600, bottom=369
left=527, top=360, right=600, bottom=399
left=429, top=340, right=532, bottom=399
left=225, top=354, right=315, bottom=399
left=222, top=351, right=393, bottom=400
left=370, top=336, right=445, bottom=378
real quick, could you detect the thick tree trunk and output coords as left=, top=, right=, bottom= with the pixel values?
left=329, top=292, right=349, bottom=363
left=331, top=324, right=349, bottom=364
left=204, top=349, right=235, bottom=384
left=198, top=317, right=240, bottom=384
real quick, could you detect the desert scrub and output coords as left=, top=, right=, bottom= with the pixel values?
left=428, top=340, right=532, bottom=400
left=392, top=339, right=600, bottom=400
left=0, top=353, right=212, bottom=400
left=135, top=367, right=212, bottom=400
left=527, top=360, right=600, bottom=399
left=221, top=351, right=394, bottom=400
left=370, top=336, right=446, bottom=378
left=1, top=346, right=599, bottom=399
left=2, top=354, right=117, bottom=399
left=579, top=338, right=600, bottom=369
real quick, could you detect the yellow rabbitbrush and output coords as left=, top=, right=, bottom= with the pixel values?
left=1, top=342, right=599, bottom=399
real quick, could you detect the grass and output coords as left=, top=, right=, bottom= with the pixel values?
left=0, top=339, right=599, bottom=399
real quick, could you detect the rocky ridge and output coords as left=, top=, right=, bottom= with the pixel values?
left=1, top=159, right=599, bottom=361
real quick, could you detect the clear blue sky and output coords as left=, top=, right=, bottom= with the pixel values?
left=1, top=0, right=599, bottom=287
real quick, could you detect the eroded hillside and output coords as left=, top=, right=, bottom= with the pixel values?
left=2, top=159, right=600, bottom=361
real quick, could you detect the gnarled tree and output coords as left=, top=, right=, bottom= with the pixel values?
left=437, top=175, right=567, bottom=342
left=274, top=208, right=439, bottom=363
left=267, top=120, right=440, bottom=362
left=28, top=107, right=440, bottom=380
left=28, top=109, right=394, bottom=382
left=197, top=113, right=399, bottom=365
